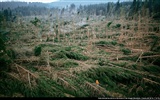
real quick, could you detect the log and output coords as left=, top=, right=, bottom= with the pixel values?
left=140, top=55, right=160, bottom=58
left=13, top=63, right=38, bottom=78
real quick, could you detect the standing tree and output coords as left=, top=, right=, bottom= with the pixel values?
left=69, top=3, right=76, bottom=14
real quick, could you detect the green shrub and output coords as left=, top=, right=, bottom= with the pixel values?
left=34, top=46, right=42, bottom=56
left=121, top=48, right=131, bottom=55
left=119, top=43, right=125, bottom=47
left=107, top=21, right=112, bottom=28
left=115, top=24, right=121, bottom=28
left=86, top=16, right=89, bottom=21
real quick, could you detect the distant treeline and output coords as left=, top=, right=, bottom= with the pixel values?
left=78, top=0, right=160, bottom=19
left=0, top=1, right=48, bottom=10
left=0, top=0, right=160, bottom=22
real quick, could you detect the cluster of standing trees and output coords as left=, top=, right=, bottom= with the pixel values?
left=0, top=0, right=160, bottom=23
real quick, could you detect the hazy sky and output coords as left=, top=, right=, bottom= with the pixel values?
left=0, top=0, right=131, bottom=3
left=0, top=0, right=59, bottom=3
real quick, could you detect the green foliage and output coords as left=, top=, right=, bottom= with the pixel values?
left=110, top=40, right=118, bottom=45
left=52, top=50, right=68, bottom=60
left=142, top=51, right=160, bottom=66
left=107, top=21, right=112, bottom=28
left=111, top=62, right=127, bottom=67
left=63, top=61, right=78, bottom=68
left=63, top=21, right=70, bottom=26
left=128, top=64, right=138, bottom=70
left=80, top=65, right=160, bottom=97
left=50, top=59, right=78, bottom=68
left=0, top=33, right=12, bottom=71
left=121, top=48, right=131, bottom=55
left=0, top=73, right=65, bottom=97
left=0, top=56, right=12, bottom=71
left=149, top=35, right=159, bottom=51
left=30, top=17, right=41, bottom=27
left=34, top=46, right=42, bottom=56
left=98, top=50, right=110, bottom=55
left=112, top=24, right=121, bottom=29
left=115, top=24, right=121, bottom=28
left=142, top=52, right=156, bottom=56
left=86, top=16, right=89, bottom=21
left=0, top=34, right=6, bottom=52
left=59, top=34, right=64, bottom=38
left=95, top=41, right=106, bottom=46
left=82, top=66, right=139, bottom=89
left=119, top=56, right=138, bottom=62
left=0, top=76, right=26, bottom=97
left=6, top=49, right=16, bottom=59
left=65, top=46, right=72, bottom=51
left=98, top=58, right=108, bottom=66
left=96, top=33, right=107, bottom=39
left=95, top=40, right=117, bottom=46
left=51, top=48, right=88, bottom=61
left=143, top=65, right=160, bottom=74
left=153, top=45, right=160, bottom=52
left=153, top=58, right=160, bottom=66
left=78, top=24, right=89, bottom=29
left=126, top=24, right=130, bottom=29
left=119, top=43, right=125, bottom=47
left=129, top=0, right=140, bottom=16
left=54, top=37, right=58, bottom=43
left=66, top=51, right=89, bottom=61
left=95, top=27, right=98, bottom=32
